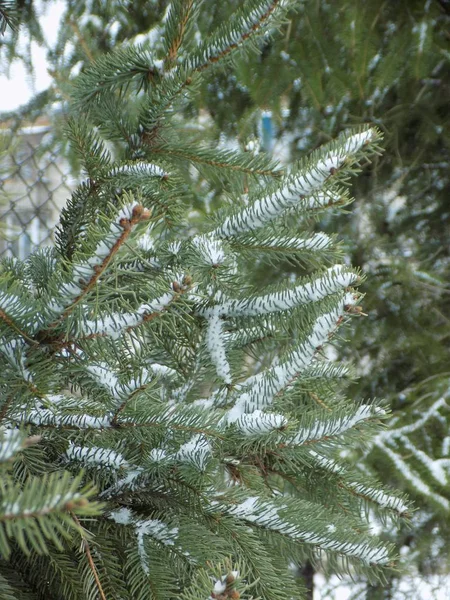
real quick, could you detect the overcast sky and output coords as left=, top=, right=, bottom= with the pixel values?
left=0, top=0, right=65, bottom=112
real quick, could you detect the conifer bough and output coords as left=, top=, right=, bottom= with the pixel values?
left=0, top=1, right=408, bottom=598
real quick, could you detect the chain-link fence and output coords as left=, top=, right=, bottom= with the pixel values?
left=0, top=121, right=76, bottom=259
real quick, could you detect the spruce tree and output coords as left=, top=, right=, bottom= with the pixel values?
left=0, top=1, right=410, bottom=598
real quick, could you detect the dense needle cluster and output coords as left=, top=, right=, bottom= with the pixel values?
left=0, top=1, right=409, bottom=598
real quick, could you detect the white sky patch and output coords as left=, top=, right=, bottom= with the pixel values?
left=0, top=0, right=66, bottom=111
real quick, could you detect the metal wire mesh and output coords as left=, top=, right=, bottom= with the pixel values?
left=0, top=124, right=76, bottom=259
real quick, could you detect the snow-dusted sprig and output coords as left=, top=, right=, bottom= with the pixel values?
left=205, top=309, right=232, bottom=384
left=78, top=290, right=175, bottom=340
left=213, top=495, right=391, bottom=564
left=0, top=428, right=40, bottom=462
left=346, top=483, right=409, bottom=517
left=192, top=235, right=227, bottom=268
left=213, top=129, right=379, bottom=238
left=175, top=434, right=212, bottom=471
left=109, top=507, right=179, bottom=575
left=108, top=163, right=168, bottom=179
left=305, top=451, right=410, bottom=517
left=0, top=338, right=34, bottom=383
left=284, top=405, right=386, bottom=447
left=199, top=265, right=358, bottom=318
left=50, top=202, right=152, bottom=321
left=373, top=440, right=449, bottom=512
left=0, top=289, right=45, bottom=338
left=20, top=407, right=112, bottom=430
left=234, top=410, right=287, bottom=435
left=66, top=443, right=129, bottom=470
left=223, top=300, right=356, bottom=422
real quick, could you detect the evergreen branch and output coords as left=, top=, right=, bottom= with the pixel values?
left=68, top=19, right=94, bottom=62
left=164, top=0, right=196, bottom=67
left=0, top=396, right=13, bottom=425
left=73, top=515, right=107, bottom=600
left=0, top=429, right=40, bottom=463
left=151, top=143, right=282, bottom=177
left=50, top=203, right=151, bottom=328
left=187, top=0, right=291, bottom=73
left=0, top=472, right=100, bottom=559
left=71, top=45, right=163, bottom=107
left=339, top=482, right=410, bottom=518
left=0, top=1, right=17, bottom=35
left=280, top=405, right=385, bottom=448
left=212, top=128, right=381, bottom=238
left=0, top=309, right=38, bottom=345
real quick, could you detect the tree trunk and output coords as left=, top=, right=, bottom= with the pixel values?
left=300, top=560, right=314, bottom=600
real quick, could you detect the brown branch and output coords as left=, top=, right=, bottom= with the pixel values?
left=46, top=205, right=151, bottom=331
left=110, top=384, right=149, bottom=426
left=0, top=396, right=13, bottom=425
left=73, top=515, right=107, bottom=600
left=165, top=0, right=195, bottom=67
left=68, top=19, right=94, bottom=62
left=0, top=309, right=38, bottom=345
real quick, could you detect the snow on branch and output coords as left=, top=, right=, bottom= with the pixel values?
left=379, top=397, right=448, bottom=441
left=54, top=202, right=151, bottom=314
left=20, top=407, right=111, bottom=429
left=109, top=507, right=179, bottom=575
left=175, top=434, right=212, bottom=470
left=374, top=441, right=449, bottom=512
left=201, top=265, right=357, bottom=318
left=192, top=234, right=226, bottom=267
left=238, top=232, right=332, bottom=252
left=224, top=302, right=353, bottom=423
left=109, top=163, right=168, bottom=179
left=87, top=362, right=158, bottom=404
left=79, top=291, right=175, bottom=339
left=347, top=483, right=409, bottom=516
left=0, top=290, right=43, bottom=335
left=0, top=339, right=34, bottom=382
left=234, top=410, right=287, bottom=435
left=66, top=443, right=129, bottom=470
left=287, top=405, right=385, bottom=446
left=186, top=0, right=290, bottom=73
left=0, top=428, right=30, bottom=462
left=214, top=129, right=376, bottom=238
left=206, top=309, right=232, bottom=384
left=220, top=496, right=390, bottom=564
